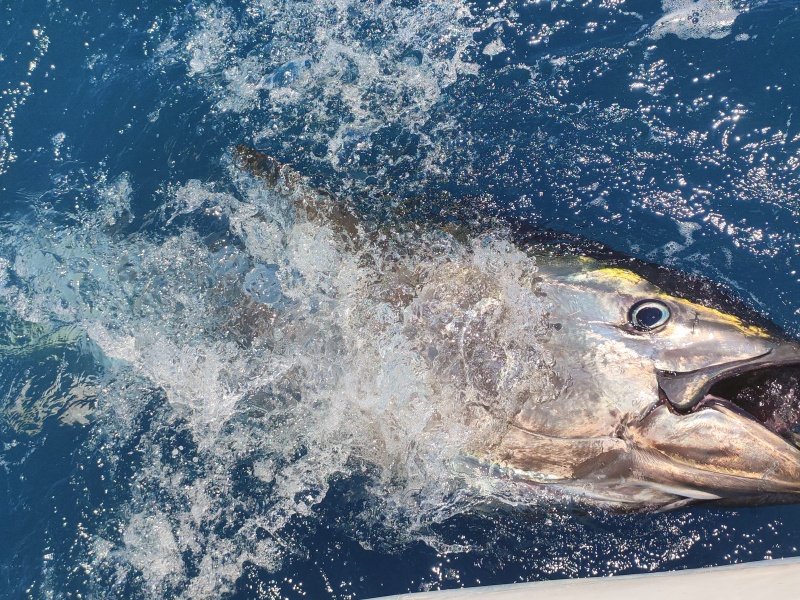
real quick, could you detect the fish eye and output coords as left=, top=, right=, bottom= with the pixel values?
left=629, top=300, right=671, bottom=331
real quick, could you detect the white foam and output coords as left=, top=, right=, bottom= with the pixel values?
left=156, top=1, right=478, bottom=163
left=123, top=512, right=185, bottom=595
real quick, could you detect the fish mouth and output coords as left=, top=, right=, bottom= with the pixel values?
left=656, top=342, right=800, bottom=417
left=484, top=342, right=800, bottom=510
left=633, top=346, right=800, bottom=504
left=655, top=342, right=800, bottom=449
left=704, top=364, right=800, bottom=447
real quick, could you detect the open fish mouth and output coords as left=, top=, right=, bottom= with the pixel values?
left=656, top=343, right=800, bottom=414
left=705, top=364, right=800, bottom=448
left=655, top=341, right=800, bottom=451
left=631, top=349, right=800, bottom=506
left=654, top=341, right=800, bottom=448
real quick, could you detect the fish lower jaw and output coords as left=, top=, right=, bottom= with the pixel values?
left=455, top=455, right=690, bottom=512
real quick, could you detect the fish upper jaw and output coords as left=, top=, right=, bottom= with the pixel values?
left=656, top=350, right=771, bottom=412
left=656, top=341, right=800, bottom=412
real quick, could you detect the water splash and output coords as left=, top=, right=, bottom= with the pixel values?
left=0, top=159, right=570, bottom=595
left=3, top=0, right=798, bottom=597
left=155, top=0, right=478, bottom=173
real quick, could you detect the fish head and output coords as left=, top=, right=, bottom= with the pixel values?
left=487, top=260, right=800, bottom=510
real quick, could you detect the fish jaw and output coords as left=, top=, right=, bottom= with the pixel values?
left=471, top=429, right=709, bottom=511
left=627, top=398, right=800, bottom=503
left=482, top=348, right=800, bottom=510
left=480, top=398, right=800, bottom=511
left=628, top=338, right=800, bottom=506
left=656, top=341, right=800, bottom=412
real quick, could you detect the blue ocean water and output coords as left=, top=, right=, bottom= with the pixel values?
left=1, top=0, right=800, bottom=598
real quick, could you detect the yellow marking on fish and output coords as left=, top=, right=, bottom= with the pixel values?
left=668, top=296, right=772, bottom=339
left=590, top=268, right=647, bottom=286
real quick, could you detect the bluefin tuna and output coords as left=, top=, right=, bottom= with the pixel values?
left=235, top=145, right=800, bottom=512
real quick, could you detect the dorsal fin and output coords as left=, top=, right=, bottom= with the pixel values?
left=234, top=145, right=364, bottom=248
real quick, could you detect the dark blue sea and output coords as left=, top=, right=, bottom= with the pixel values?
left=2, top=0, right=800, bottom=598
